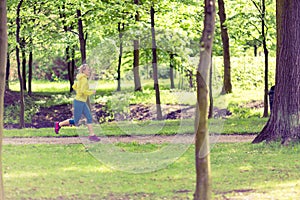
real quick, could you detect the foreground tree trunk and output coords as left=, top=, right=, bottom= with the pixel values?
left=218, top=0, right=232, bottom=94
left=0, top=0, right=8, bottom=197
left=194, top=0, right=216, bottom=199
left=253, top=0, right=300, bottom=144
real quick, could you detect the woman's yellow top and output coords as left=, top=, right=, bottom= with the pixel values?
left=72, top=73, right=94, bottom=102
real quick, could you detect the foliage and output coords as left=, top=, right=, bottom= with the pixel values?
left=213, top=56, right=276, bottom=90
left=227, top=102, right=261, bottom=118
left=6, top=0, right=276, bottom=83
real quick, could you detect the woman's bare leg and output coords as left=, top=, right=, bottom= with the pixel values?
left=87, top=124, right=94, bottom=136
left=59, top=119, right=70, bottom=127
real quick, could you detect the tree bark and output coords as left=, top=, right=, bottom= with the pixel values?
left=218, top=0, right=232, bottom=94
left=117, top=22, right=124, bottom=91
left=5, top=51, right=10, bottom=90
left=133, top=0, right=142, bottom=91
left=208, top=56, right=213, bottom=119
left=77, top=9, right=86, bottom=64
left=0, top=0, right=7, bottom=197
left=61, top=5, right=75, bottom=93
left=151, top=6, right=162, bottom=120
left=194, top=0, right=216, bottom=199
left=21, top=38, right=26, bottom=91
left=253, top=0, right=300, bottom=144
left=28, top=45, right=33, bottom=96
left=169, top=53, right=175, bottom=89
left=28, top=5, right=37, bottom=96
left=66, top=46, right=75, bottom=93
left=262, top=0, right=269, bottom=117
left=16, top=0, right=25, bottom=128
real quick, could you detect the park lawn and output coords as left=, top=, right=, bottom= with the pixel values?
left=3, top=117, right=268, bottom=138
left=3, top=142, right=300, bottom=199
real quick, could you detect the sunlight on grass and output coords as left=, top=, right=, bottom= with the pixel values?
left=226, top=180, right=300, bottom=199
left=3, top=143, right=300, bottom=199
left=62, top=166, right=112, bottom=173
left=9, top=80, right=70, bottom=93
left=4, top=172, right=40, bottom=179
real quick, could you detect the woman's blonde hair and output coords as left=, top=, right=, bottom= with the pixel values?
left=78, top=64, right=88, bottom=73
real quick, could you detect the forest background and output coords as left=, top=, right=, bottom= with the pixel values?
left=4, top=0, right=276, bottom=127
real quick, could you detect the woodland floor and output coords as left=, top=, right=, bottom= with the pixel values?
left=4, top=90, right=261, bottom=144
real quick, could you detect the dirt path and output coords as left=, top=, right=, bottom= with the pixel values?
left=3, top=134, right=256, bottom=145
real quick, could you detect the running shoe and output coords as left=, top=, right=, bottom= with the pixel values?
left=88, top=135, right=101, bottom=142
left=54, top=122, right=61, bottom=134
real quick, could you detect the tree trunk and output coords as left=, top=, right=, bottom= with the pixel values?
left=262, top=0, right=269, bottom=117
left=169, top=53, right=175, bottom=89
left=253, top=0, right=300, bottom=144
left=16, top=0, right=25, bottom=128
left=208, top=56, right=213, bottom=119
left=21, top=39, right=26, bottom=91
left=77, top=9, right=86, bottom=64
left=151, top=6, right=162, bottom=120
left=60, top=5, right=75, bottom=93
left=218, top=0, right=232, bottom=94
left=133, top=0, right=142, bottom=91
left=117, top=22, right=124, bottom=91
left=187, top=69, right=194, bottom=88
left=28, top=46, right=33, bottom=96
left=28, top=5, right=37, bottom=96
left=0, top=0, right=7, bottom=197
left=194, top=0, right=216, bottom=199
left=66, top=46, right=75, bottom=93
left=5, top=51, right=10, bottom=90
left=254, top=45, right=258, bottom=57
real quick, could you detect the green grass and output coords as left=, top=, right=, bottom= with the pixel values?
left=3, top=142, right=300, bottom=199
left=3, top=117, right=267, bottom=138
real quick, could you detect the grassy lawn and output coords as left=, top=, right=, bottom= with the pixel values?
left=5, top=80, right=283, bottom=199
left=3, top=117, right=267, bottom=138
left=3, top=142, right=300, bottom=199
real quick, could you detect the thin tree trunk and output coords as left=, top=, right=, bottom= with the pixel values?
left=194, top=0, right=216, bottom=199
left=0, top=0, right=8, bottom=197
left=117, top=22, right=124, bottom=91
left=133, top=0, right=142, bottom=91
left=151, top=6, right=162, bottom=120
left=170, top=53, right=175, bottom=89
left=188, top=70, right=193, bottom=88
left=208, top=56, right=213, bottom=119
left=28, top=4, right=37, bottom=96
left=5, top=52, right=10, bottom=90
left=66, top=46, right=75, bottom=93
left=262, top=0, right=269, bottom=117
left=21, top=39, right=26, bottom=91
left=60, top=4, right=75, bottom=93
left=218, top=0, right=232, bottom=94
left=28, top=45, right=33, bottom=96
left=16, top=0, right=25, bottom=128
left=77, top=9, right=86, bottom=64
